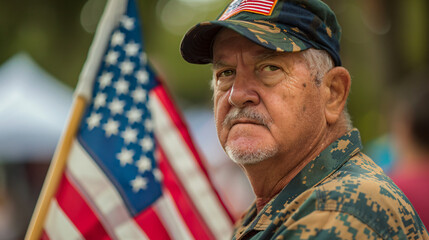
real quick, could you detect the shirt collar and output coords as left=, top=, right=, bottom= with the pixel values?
left=236, top=129, right=363, bottom=234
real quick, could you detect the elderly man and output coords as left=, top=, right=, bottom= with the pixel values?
left=181, top=0, right=428, bottom=239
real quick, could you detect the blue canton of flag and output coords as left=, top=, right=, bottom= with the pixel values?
left=78, top=0, right=162, bottom=216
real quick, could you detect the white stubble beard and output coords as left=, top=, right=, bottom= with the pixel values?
left=220, top=107, right=279, bottom=165
left=225, top=143, right=278, bottom=165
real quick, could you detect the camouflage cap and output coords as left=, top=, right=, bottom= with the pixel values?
left=180, top=0, right=342, bottom=66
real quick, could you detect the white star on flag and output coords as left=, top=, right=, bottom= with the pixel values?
left=126, top=107, right=143, bottom=123
left=121, top=127, right=138, bottom=144
left=111, top=30, right=125, bottom=46
left=120, top=60, right=135, bottom=75
left=105, top=50, right=119, bottom=65
left=130, top=176, right=148, bottom=192
left=108, top=98, right=125, bottom=115
left=136, top=70, right=149, bottom=84
left=121, top=16, right=135, bottom=30
left=103, top=118, right=120, bottom=137
left=114, top=78, right=130, bottom=95
left=94, top=92, right=107, bottom=109
left=153, top=168, right=163, bottom=182
left=117, top=148, right=135, bottom=166
left=86, top=112, right=102, bottom=130
left=124, top=42, right=140, bottom=56
left=131, top=87, right=147, bottom=103
left=140, top=136, right=154, bottom=152
left=99, top=72, right=113, bottom=89
left=144, top=119, right=154, bottom=131
left=136, top=155, right=152, bottom=173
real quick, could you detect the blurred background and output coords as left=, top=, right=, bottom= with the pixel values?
left=0, top=0, right=428, bottom=238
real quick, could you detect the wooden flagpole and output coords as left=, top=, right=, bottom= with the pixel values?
left=25, top=96, right=87, bottom=240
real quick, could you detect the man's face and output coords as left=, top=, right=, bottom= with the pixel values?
left=212, top=29, right=327, bottom=165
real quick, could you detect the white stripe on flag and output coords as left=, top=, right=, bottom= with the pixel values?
left=154, top=192, right=194, bottom=240
left=149, top=93, right=233, bottom=240
left=245, top=5, right=271, bottom=10
left=67, top=139, right=149, bottom=240
left=45, top=199, right=84, bottom=240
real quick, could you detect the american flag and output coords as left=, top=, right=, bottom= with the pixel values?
left=40, top=0, right=234, bottom=239
left=219, top=0, right=278, bottom=20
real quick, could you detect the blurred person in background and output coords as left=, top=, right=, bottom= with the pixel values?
left=389, top=72, right=429, bottom=228
left=180, top=0, right=428, bottom=239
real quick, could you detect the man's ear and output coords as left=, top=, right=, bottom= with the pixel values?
left=322, top=67, right=351, bottom=125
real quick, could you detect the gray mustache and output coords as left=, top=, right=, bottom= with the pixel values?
left=223, top=108, right=272, bottom=128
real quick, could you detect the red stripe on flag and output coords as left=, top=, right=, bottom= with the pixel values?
left=152, top=85, right=207, bottom=174
left=55, top=173, right=111, bottom=240
left=134, top=206, right=172, bottom=240
left=158, top=145, right=215, bottom=239
left=41, top=230, right=50, bottom=240
left=152, top=83, right=235, bottom=222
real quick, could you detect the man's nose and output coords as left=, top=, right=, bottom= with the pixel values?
left=228, top=72, right=260, bottom=108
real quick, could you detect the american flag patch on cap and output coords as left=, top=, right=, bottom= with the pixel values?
left=219, top=0, right=278, bottom=21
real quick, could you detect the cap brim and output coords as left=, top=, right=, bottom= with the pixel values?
left=180, top=20, right=315, bottom=64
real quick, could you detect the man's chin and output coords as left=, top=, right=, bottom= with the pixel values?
left=225, top=145, right=278, bottom=165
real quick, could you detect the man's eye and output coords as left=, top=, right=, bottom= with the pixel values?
left=215, top=69, right=235, bottom=91
left=262, top=65, right=280, bottom=72
left=218, top=69, right=235, bottom=78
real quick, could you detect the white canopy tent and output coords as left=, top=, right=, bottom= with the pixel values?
left=0, top=53, right=73, bottom=162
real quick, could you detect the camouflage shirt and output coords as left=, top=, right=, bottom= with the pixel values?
left=232, top=129, right=429, bottom=239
